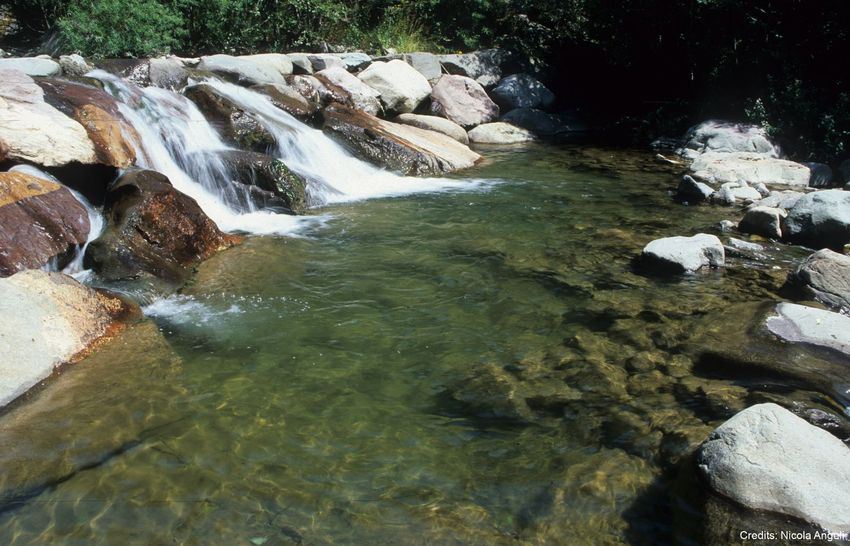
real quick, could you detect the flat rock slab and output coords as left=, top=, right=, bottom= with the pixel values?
left=697, top=403, right=850, bottom=533
left=690, top=152, right=810, bottom=187
left=640, top=233, right=725, bottom=274
left=766, top=302, right=850, bottom=357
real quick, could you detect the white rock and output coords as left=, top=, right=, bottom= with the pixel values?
left=392, top=113, right=469, bottom=144
left=0, top=57, right=61, bottom=77
left=315, top=66, right=382, bottom=116
left=467, top=122, right=535, bottom=144
left=678, top=120, right=779, bottom=159
left=690, top=152, right=810, bottom=187
left=641, top=233, right=725, bottom=273
left=238, top=53, right=293, bottom=78
left=198, top=54, right=285, bottom=85
left=357, top=59, right=431, bottom=114
left=58, top=54, right=92, bottom=77
left=766, top=302, right=850, bottom=356
left=738, top=206, right=786, bottom=239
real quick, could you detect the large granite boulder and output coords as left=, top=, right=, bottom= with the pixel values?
left=322, top=103, right=481, bottom=176
left=238, top=53, right=293, bottom=78
left=766, top=303, right=850, bottom=357
left=678, top=120, right=779, bottom=159
left=307, top=54, right=345, bottom=72
left=698, top=403, right=850, bottom=534
left=184, top=84, right=276, bottom=152
left=787, top=249, right=850, bottom=312
left=403, top=52, right=442, bottom=82
left=689, top=152, right=810, bottom=187
left=639, top=234, right=725, bottom=274
left=314, top=66, right=382, bottom=116
left=392, top=113, right=469, bottom=144
left=0, top=171, right=90, bottom=276
left=489, top=73, right=555, bottom=111
left=0, top=270, right=136, bottom=408
left=148, top=56, right=190, bottom=91
left=430, top=74, right=499, bottom=129
left=337, top=52, right=372, bottom=71
left=197, top=54, right=285, bottom=85
left=438, top=49, right=505, bottom=87
left=782, top=189, right=850, bottom=249
left=357, top=59, right=431, bottom=114
left=467, top=122, right=534, bottom=144
left=0, top=69, right=97, bottom=166
left=86, top=169, right=240, bottom=285
left=738, top=206, right=786, bottom=239
left=0, top=57, right=61, bottom=77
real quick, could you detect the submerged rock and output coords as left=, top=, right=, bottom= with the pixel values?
left=430, top=74, right=499, bottom=129
left=690, top=152, right=810, bottom=187
left=697, top=403, right=850, bottom=534
left=86, top=169, right=240, bottom=285
left=787, top=249, right=850, bottom=312
left=765, top=302, right=850, bottom=357
left=184, top=84, right=276, bottom=152
left=738, top=206, right=786, bottom=239
left=678, top=120, right=779, bottom=159
left=467, top=122, right=535, bottom=144
left=640, top=234, right=725, bottom=274
left=0, top=270, right=135, bottom=407
left=489, top=73, right=555, bottom=112
left=782, top=189, right=850, bottom=250
left=357, top=59, right=431, bottom=114
left=0, top=171, right=90, bottom=276
left=322, top=103, right=481, bottom=176
left=392, top=113, right=469, bottom=144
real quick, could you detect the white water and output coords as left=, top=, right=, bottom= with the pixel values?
left=9, top=165, right=104, bottom=281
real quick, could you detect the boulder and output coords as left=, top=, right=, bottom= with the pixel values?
left=489, top=73, right=555, bottom=111
left=787, top=249, right=850, bottom=312
left=467, top=122, right=535, bottom=144
left=94, top=58, right=150, bottom=87
left=392, top=113, right=469, bottom=144
left=697, top=403, right=850, bottom=534
left=0, top=270, right=135, bottom=408
left=783, top=189, right=850, bottom=249
left=738, top=206, right=786, bottom=239
left=640, top=233, right=725, bottom=274
left=184, top=84, right=276, bottom=152
left=0, top=69, right=97, bottom=167
left=337, top=52, right=372, bottom=71
left=766, top=303, right=850, bottom=357
left=314, top=66, right=382, bottom=116
left=430, top=74, right=499, bottom=129
left=148, top=56, right=190, bottom=91
left=0, top=171, right=90, bottom=276
left=803, top=162, right=834, bottom=188
left=676, top=174, right=714, bottom=202
left=403, top=52, right=442, bottom=82
left=0, top=57, right=61, bottom=77
left=197, top=54, right=285, bottom=85
left=322, top=103, right=481, bottom=176
left=250, top=83, right=319, bottom=122
left=86, top=169, right=240, bottom=285
left=678, top=120, right=779, bottom=159
left=308, top=54, right=345, bottom=72
left=36, top=78, right=137, bottom=168
left=357, top=59, right=431, bottom=114
left=287, top=53, right=314, bottom=74
left=755, top=190, right=804, bottom=211
left=58, top=54, right=92, bottom=77
left=238, top=53, right=293, bottom=79
left=285, top=75, right=327, bottom=108
left=213, top=150, right=309, bottom=214
left=717, top=181, right=762, bottom=202
left=500, top=108, right=580, bottom=137
left=438, top=49, right=505, bottom=87
left=711, top=186, right=736, bottom=206
left=690, top=152, right=810, bottom=187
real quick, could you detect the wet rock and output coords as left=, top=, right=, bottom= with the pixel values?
left=314, top=66, right=381, bottom=115
left=285, top=74, right=331, bottom=108
left=467, top=122, right=535, bottom=144
left=213, top=149, right=308, bottom=214
left=724, top=238, right=767, bottom=260
left=0, top=57, right=61, bottom=77
left=787, top=249, right=850, bottom=312
left=438, top=49, right=505, bottom=87
left=0, top=270, right=135, bottom=407
left=58, top=54, right=92, bottom=77
left=238, top=53, right=293, bottom=78
left=678, top=120, right=779, bottom=160
left=184, top=83, right=276, bottom=152
left=697, top=403, right=850, bottom=533
left=640, top=234, right=725, bottom=274
left=148, top=56, right=190, bottom=91
left=690, top=152, right=810, bottom=187
left=783, top=189, right=850, bottom=250
left=197, top=54, right=285, bottom=85
left=430, top=74, right=499, bottom=129
left=357, top=59, right=431, bottom=114
left=322, top=103, right=480, bottom=176
left=250, top=83, right=319, bottom=122
left=447, top=363, right=532, bottom=421
left=94, top=58, right=150, bottom=87
left=0, top=171, right=89, bottom=276
left=738, top=206, right=786, bottom=239
left=402, top=52, right=441, bottom=82
left=391, top=113, right=469, bottom=145
left=766, top=302, right=850, bottom=357
left=0, top=69, right=97, bottom=166
left=489, top=73, right=555, bottom=112
left=676, top=174, right=714, bottom=202
left=804, top=162, right=834, bottom=188
left=500, top=108, right=583, bottom=138
left=86, top=169, right=240, bottom=285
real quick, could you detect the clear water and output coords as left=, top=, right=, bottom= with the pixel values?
left=0, top=144, right=846, bottom=545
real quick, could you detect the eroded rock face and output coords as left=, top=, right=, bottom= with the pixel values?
left=184, top=84, right=276, bottom=152
left=430, top=74, right=499, bottom=129
left=697, top=403, right=850, bottom=534
left=58, top=54, right=93, bottom=77
left=787, top=249, right=850, bottom=312
left=678, top=120, right=779, bottom=159
left=690, top=152, right=810, bottom=187
left=0, top=270, right=136, bottom=408
left=213, top=149, right=309, bottom=214
left=640, top=234, right=725, bottom=274
left=86, top=169, right=240, bottom=284
left=322, top=103, right=481, bottom=176
left=0, top=171, right=89, bottom=276
left=0, top=69, right=97, bottom=167
left=403, top=52, right=442, bottom=82
left=783, top=190, right=850, bottom=250
left=357, top=59, right=431, bottom=114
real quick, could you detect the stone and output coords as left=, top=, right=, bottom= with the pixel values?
left=803, top=162, right=834, bottom=188
left=787, top=249, right=850, bottom=312
left=238, top=53, right=293, bottom=78
left=392, top=113, right=469, bottom=145
left=403, top=52, right=442, bottom=82
left=0, top=172, right=90, bottom=276
left=0, top=270, right=135, bottom=408
left=783, top=189, right=850, bottom=249
left=697, top=403, right=850, bottom=534
left=0, top=57, right=60, bottom=77
left=184, top=84, right=276, bottom=152
left=357, top=59, right=431, bottom=114
left=766, top=302, right=850, bottom=357
left=86, top=169, right=240, bottom=285
left=724, top=182, right=763, bottom=202
left=676, top=174, right=714, bottom=202
left=250, top=83, right=319, bottom=122
left=287, top=53, right=314, bottom=74
left=438, top=49, right=505, bottom=87
left=755, top=190, right=804, bottom=211
left=0, top=69, right=97, bottom=167
left=690, top=152, right=810, bottom=187
left=322, top=103, right=481, bottom=176
left=58, top=54, right=92, bottom=77
left=489, top=73, right=555, bottom=112
left=727, top=238, right=765, bottom=253
left=738, top=206, right=786, bottom=239
left=213, top=149, right=309, bottom=214
left=148, top=56, right=190, bottom=91
left=467, top=122, right=535, bottom=144
left=640, top=233, right=725, bottom=274
left=710, top=186, right=736, bottom=206
left=430, top=74, right=499, bottom=129
left=314, top=66, right=382, bottom=116
left=500, top=108, right=583, bottom=137
left=678, top=120, right=779, bottom=159
left=94, top=58, right=150, bottom=87
left=197, top=54, right=285, bottom=85
left=337, top=52, right=372, bottom=71
left=718, top=220, right=738, bottom=232
left=755, top=182, right=770, bottom=197
left=308, top=54, right=344, bottom=72
left=285, top=75, right=328, bottom=108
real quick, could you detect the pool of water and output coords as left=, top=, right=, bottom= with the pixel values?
left=1, top=144, right=847, bottom=545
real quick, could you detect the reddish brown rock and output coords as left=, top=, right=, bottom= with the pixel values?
left=0, top=172, right=89, bottom=277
